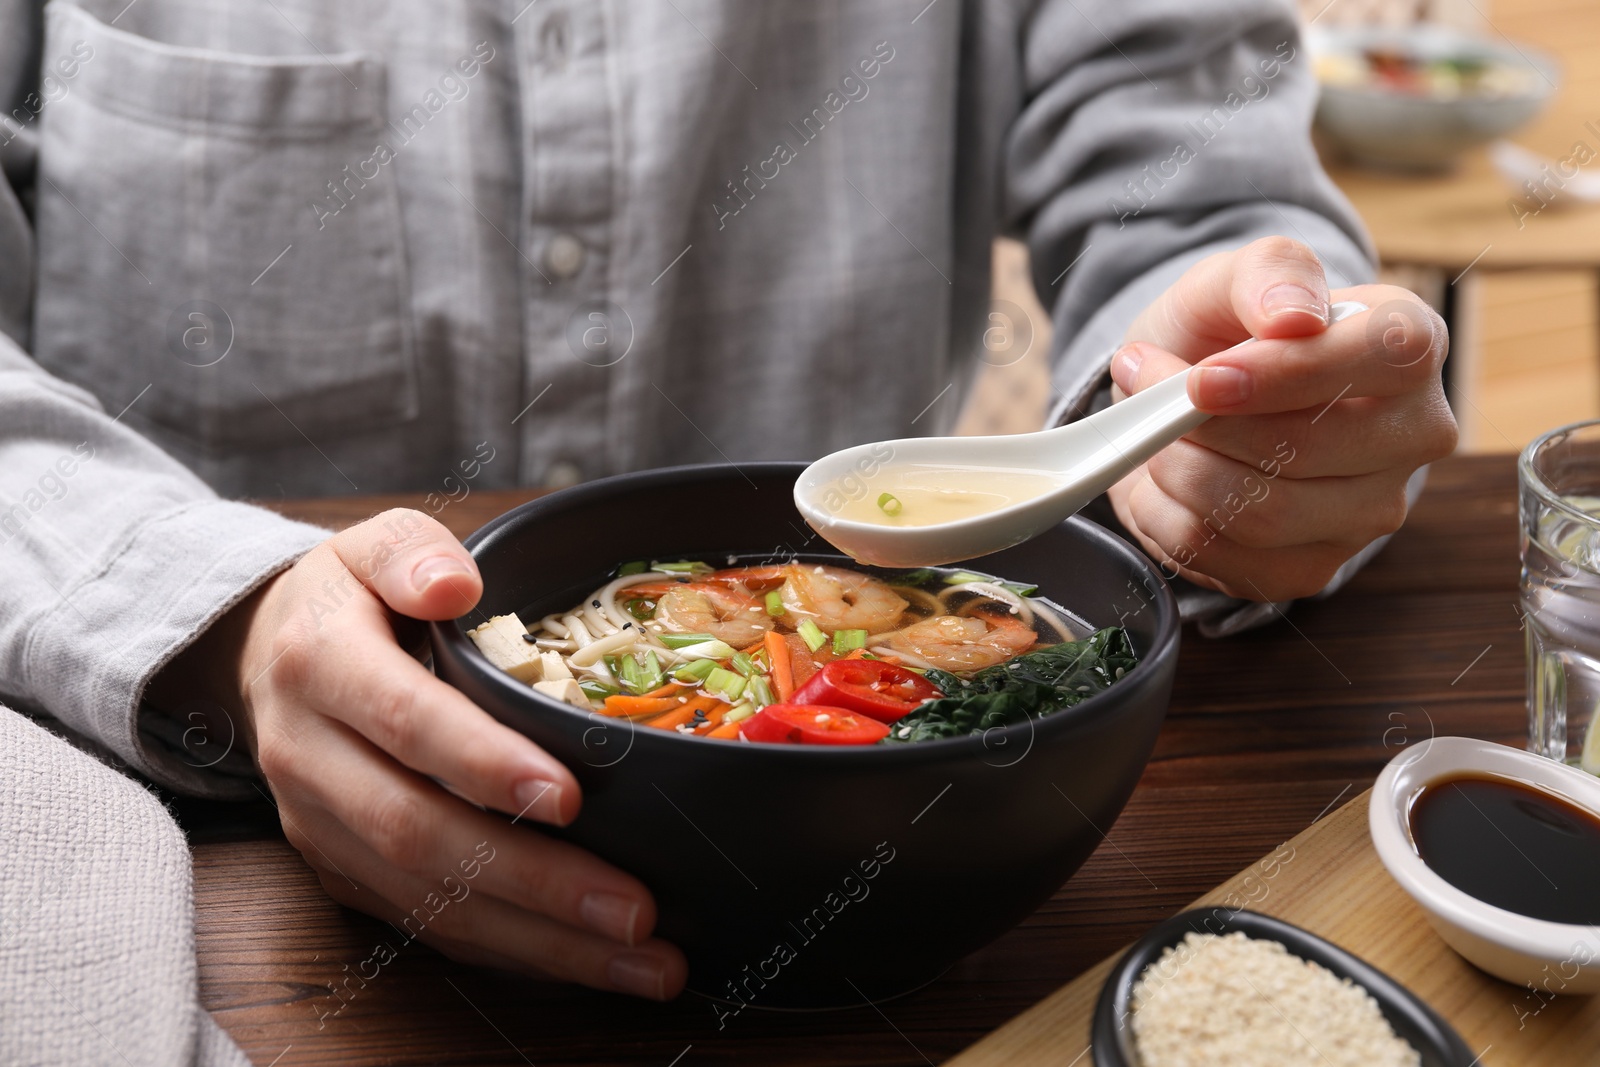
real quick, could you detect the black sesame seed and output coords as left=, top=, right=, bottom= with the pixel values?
left=521, top=633, right=537, bottom=644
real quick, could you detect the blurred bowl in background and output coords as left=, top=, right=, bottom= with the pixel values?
left=1308, top=23, right=1559, bottom=172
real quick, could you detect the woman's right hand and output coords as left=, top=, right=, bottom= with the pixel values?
left=153, top=508, right=687, bottom=999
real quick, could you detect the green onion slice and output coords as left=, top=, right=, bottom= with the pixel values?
left=797, top=618, right=828, bottom=653
left=941, top=568, right=1038, bottom=597
left=659, top=632, right=716, bottom=649
left=724, top=704, right=756, bottom=725
left=706, top=667, right=747, bottom=702
left=672, top=639, right=738, bottom=661
left=731, top=651, right=761, bottom=678
left=672, top=658, right=719, bottom=683
left=618, top=560, right=649, bottom=576
left=640, top=650, right=663, bottom=692
left=578, top=679, right=621, bottom=700
left=877, top=492, right=902, bottom=516
left=618, top=654, right=645, bottom=694
left=746, top=675, right=775, bottom=709
left=652, top=560, right=714, bottom=575
left=832, top=628, right=868, bottom=655
left=765, top=590, right=786, bottom=616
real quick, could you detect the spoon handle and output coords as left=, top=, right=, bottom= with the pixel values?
left=1063, top=300, right=1369, bottom=494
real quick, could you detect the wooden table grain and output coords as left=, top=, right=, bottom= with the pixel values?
left=191, top=454, right=1530, bottom=1066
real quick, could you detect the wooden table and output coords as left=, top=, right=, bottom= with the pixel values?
left=190, top=454, right=1530, bottom=1066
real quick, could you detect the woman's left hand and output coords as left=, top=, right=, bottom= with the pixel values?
left=1107, top=236, right=1458, bottom=602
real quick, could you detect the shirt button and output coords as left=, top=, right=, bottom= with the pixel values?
left=544, top=461, right=583, bottom=489
left=539, top=12, right=570, bottom=69
left=544, top=233, right=585, bottom=279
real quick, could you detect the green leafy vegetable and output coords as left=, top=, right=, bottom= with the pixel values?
left=880, top=627, right=1136, bottom=744
left=618, top=560, right=649, bottom=576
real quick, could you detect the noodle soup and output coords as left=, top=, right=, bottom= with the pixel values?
left=468, top=556, right=1135, bottom=746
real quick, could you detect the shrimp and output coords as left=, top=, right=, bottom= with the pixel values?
left=779, top=564, right=908, bottom=635
left=878, top=611, right=1036, bottom=673
left=652, top=583, right=774, bottom=647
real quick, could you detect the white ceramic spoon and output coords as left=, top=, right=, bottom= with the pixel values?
left=794, top=301, right=1369, bottom=567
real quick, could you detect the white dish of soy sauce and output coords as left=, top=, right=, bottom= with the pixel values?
left=1371, top=736, right=1600, bottom=993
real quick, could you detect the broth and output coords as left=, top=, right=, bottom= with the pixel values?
left=831, top=464, right=1061, bottom=527
left=1409, top=774, right=1600, bottom=925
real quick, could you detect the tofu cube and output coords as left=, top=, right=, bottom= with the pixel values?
left=466, top=613, right=542, bottom=683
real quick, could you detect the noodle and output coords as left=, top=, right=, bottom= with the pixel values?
left=569, top=627, right=642, bottom=667
left=596, top=571, right=676, bottom=633
left=890, top=585, right=944, bottom=617
left=1029, top=599, right=1078, bottom=643
left=581, top=602, right=618, bottom=637
left=941, top=581, right=1032, bottom=623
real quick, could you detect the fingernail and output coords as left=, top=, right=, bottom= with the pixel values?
left=1194, top=366, right=1252, bottom=407
left=1110, top=345, right=1143, bottom=392
left=513, top=778, right=565, bottom=823
left=608, top=952, right=666, bottom=1000
left=1261, top=284, right=1328, bottom=323
left=581, top=891, right=642, bottom=945
left=411, top=556, right=471, bottom=593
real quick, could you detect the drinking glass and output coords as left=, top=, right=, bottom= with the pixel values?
left=1522, top=420, right=1600, bottom=774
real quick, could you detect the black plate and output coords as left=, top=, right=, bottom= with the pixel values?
left=1091, top=908, right=1476, bottom=1066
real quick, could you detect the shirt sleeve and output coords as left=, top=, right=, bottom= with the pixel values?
left=1006, top=0, right=1391, bottom=633
left=0, top=10, right=328, bottom=796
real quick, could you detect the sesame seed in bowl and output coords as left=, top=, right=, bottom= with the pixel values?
left=1092, top=908, right=1476, bottom=1067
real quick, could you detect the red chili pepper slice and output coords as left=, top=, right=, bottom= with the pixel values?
left=739, top=703, right=891, bottom=745
left=791, top=659, right=943, bottom=723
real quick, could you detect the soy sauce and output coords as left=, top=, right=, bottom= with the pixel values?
left=1409, top=775, right=1600, bottom=925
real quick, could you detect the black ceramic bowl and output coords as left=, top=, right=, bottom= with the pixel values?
left=431, top=462, right=1180, bottom=1009
left=1092, top=908, right=1476, bottom=1066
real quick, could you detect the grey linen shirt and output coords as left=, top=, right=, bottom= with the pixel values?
left=0, top=0, right=1378, bottom=789
left=1, top=2, right=1380, bottom=1060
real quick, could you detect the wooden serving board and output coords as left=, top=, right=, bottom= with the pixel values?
left=946, top=791, right=1600, bottom=1067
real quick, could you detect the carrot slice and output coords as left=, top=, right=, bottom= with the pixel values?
left=765, top=630, right=795, bottom=702
left=784, top=632, right=833, bottom=689
left=639, top=682, right=686, bottom=699
left=706, top=720, right=743, bottom=740
left=692, top=705, right=732, bottom=735
left=602, top=694, right=681, bottom=718
left=644, top=695, right=720, bottom=731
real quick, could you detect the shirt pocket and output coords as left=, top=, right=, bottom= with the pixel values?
left=32, top=2, right=418, bottom=454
